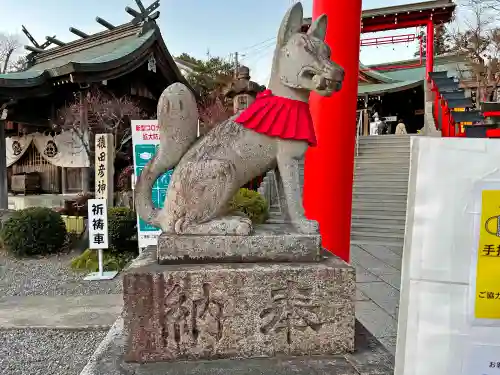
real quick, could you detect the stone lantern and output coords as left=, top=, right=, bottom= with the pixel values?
left=224, top=66, right=266, bottom=114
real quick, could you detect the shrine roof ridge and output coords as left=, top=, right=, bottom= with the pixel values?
left=0, top=1, right=191, bottom=98
left=302, top=0, right=455, bottom=24
left=30, top=23, right=150, bottom=67
left=21, top=0, right=161, bottom=59
left=361, top=0, right=455, bottom=19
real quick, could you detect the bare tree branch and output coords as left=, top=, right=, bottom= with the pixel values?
left=0, top=33, right=22, bottom=74
left=55, top=89, right=145, bottom=164
left=198, top=97, right=232, bottom=136
left=450, top=0, right=500, bottom=101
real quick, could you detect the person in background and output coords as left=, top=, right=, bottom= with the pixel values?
left=395, top=119, right=407, bottom=135
left=377, top=116, right=387, bottom=135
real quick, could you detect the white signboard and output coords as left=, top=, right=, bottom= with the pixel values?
left=88, top=198, right=109, bottom=249
left=131, top=120, right=173, bottom=249
left=94, top=133, right=114, bottom=202
left=396, top=137, right=500, bottom=375
left=85, top=198, right=117, bottom=281
left=464, top=344, right=500, bottom=375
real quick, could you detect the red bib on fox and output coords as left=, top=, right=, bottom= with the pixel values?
left=234, top=89, right=317, bottom=147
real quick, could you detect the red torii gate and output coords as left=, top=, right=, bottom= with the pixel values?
left=304, top=0, right=456, bottom=262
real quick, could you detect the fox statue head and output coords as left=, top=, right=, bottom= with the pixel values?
left=271, top=2, right=344, bottom=97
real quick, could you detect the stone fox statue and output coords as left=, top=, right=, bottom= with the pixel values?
left=135, top=2, right=344, bottom=236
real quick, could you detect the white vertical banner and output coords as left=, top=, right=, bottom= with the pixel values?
left=88, top=198, right=109, bottom=250
left=131, top=120, right=173, bottom=249
left=84, top=195, right=117, bottom=281
left=94, top=133, right=114, bottom=204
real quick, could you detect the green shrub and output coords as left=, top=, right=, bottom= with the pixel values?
left=1, top=207, right=67, bottom=257
left=107, top=207, right=137, bottom=253
left=70, top=249, right=134, bottom=272
left=229, top=188, right=269, bottom=224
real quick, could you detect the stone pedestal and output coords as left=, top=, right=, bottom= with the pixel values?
left=157, top=223, right=321, bottom=263
left=123, top=226, right=355, bottom=363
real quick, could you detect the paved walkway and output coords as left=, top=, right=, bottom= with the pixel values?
left=351, top=244, right=402, bottom=355
left=0, top=246, right=402, bottom=358
left=0, top=294, right=122, bottom=329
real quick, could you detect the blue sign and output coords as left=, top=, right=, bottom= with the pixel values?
left=131, top=121, right=173, bottom=248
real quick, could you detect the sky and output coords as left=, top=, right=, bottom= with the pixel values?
left=0, top=0, right=433, bottom=85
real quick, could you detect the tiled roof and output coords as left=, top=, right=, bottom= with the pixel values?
left=358, top=79, right=423, bottom=95
left=0, top=28, right=155, bottom=86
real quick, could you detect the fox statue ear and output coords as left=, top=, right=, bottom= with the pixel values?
left=277, top=2, right=304, bottom=47
left=307, top=14, right=328, bottom=40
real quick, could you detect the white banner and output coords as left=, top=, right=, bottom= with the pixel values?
left=6, top=131, right=90, bottom=168
left=94, top=134, right=114, bottom=203
left=6, top=135, right=32, bottom=167
left=32, top=131, right=90, bottom=168
left=88, top=198, right=109, bottom=249
left=131, top=120, right=173, bottom=249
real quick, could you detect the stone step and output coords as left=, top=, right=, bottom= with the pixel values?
left=356, top=153, right=410, bottom=160
left=0, top=294, right=122, bottom=329
left=355, top=158, right=410, bottom=165
left=353, top=203, right=408, bottom=212
left=354, top=170, right=409, bottom=177
left=355, top=164, right=409, bottom=171
left=354, top=175, right=409, bottom=182
left=358, top=145, right=411, bottom=152
left=354, top=181, right=408, bottom=188
left=351, top=222, right=405, bottom=233
left=351, top=230, right=404, bottom=240
left=358, top=141, right=411, bottom=147
left=356, top=155, right=410, bottom=161
left=353, top=189, right=407, bottom=196
left=352, top=196, right=408, bottom=204
left=354, top=170, right=409, bottom=176
left=351, top=220, right=405, bottom=233
left=351, top=214, right=406, bottom=223
left=358, top=138, right=411, bottom=148
left=352, top=208, right=407, bottom=216
left=353, top=186, right=408, bottom=194
left=359, top=135, right=411, bottom=142
left=350, top=237, right=404, bottom=247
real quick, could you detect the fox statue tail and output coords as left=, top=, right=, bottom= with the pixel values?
left=134, top=83, right=198, bottom=227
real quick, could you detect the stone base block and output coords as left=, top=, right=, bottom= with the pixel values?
left=123, top=252, right=355, bottom=362
left=157, top=223, right=321, bottom=264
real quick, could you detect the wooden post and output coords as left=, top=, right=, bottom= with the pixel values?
left=94, top=133, right=114, bottom=206
left=0, top=121, right=8, bottom=209
left=363, top=96, right=369, bottom=136
left=363, top=109, right=369, bottom=136
left=61, top=167, right=67, bottom=195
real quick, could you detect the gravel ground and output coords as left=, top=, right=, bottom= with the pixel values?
left=0, top=328, right=107, bottom=375
left=0, top=250, right=123, bottom=374
left=0, top=250, right=122, bottom=296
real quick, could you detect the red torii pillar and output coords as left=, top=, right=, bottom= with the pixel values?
left=426, top=20, right=434, bottom=81
left=304, top=0, right=362, bottom=262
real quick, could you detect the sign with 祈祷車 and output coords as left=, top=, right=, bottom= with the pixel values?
left=131, top=120, right=173, bottom=249
left=88, top=198, right=109, bottom=249
left=85, top=198, right=116, bottom=281
left=94, top=133, right=114, bottom=203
